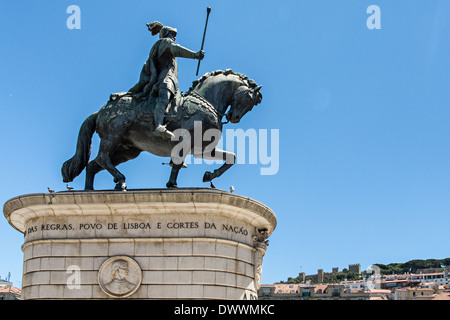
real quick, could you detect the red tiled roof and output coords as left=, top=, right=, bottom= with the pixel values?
left=272, top=284, right=300, bottom=293
left=431, top=292, right=450, bottom=300
left=370, top=296, right=388, bottom=300
left=314, top=284, right=328, bottom=293
left=396, top=287, right=434, bottom=292
left=368, top=289, right=392, bottom=294
left=0, top=285, right=21, bottom=295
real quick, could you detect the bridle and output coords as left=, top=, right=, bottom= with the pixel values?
left=190, top=91, right=230, bottom=125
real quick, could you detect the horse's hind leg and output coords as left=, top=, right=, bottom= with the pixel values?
left=87, top=145, right=142, bottom=191
left=95, top=138, right=127, bottom=190
left=195, top=148, right=236, bottom=183
left=85, top=160, right=103, bottom=190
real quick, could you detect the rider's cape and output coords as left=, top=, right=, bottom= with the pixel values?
left=144, top=38, right=178, bottom=96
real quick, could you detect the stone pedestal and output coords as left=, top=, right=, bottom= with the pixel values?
left=3, top=188, right=276, bottom=300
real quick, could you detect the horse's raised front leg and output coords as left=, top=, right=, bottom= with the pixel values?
left=195, top=148, right=236, bottom=183
left=95, top=138, right=126, bottom=190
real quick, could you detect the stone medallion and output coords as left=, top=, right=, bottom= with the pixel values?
left=98, top=256, right=142, bottom=298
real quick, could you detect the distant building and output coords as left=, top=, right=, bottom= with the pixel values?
left=258, top=283, right=391, bottom=300
left=394, top=282, right=439, bottom=300
left=409, top=271, right=450, bottom=286
left=0, top=279, right=21, bottom=300
left=265, top=265, right=450, bottom=301
left=340, top=280, right=367, bottom=291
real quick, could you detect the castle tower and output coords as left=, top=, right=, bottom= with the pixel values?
left=349, top=264, right=361, bottom=275
left=298, top=272, right=306, bottom=283
left=317, top=269, right=324, bottom=283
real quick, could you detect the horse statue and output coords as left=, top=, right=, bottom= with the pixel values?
left=61, top=69, right=262, bottom=190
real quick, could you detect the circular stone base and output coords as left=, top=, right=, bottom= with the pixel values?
left=3, top=188, right=276, bottom=300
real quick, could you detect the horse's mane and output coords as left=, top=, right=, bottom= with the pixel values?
left=184, top=69, right=259, bottom=96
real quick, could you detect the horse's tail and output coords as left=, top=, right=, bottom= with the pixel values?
left=61, top=112, right=98, bottom=182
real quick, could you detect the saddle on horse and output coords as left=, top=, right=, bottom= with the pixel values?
left=108, top=90, right=220, bottom=129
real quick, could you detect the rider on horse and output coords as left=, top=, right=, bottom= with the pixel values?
left=128, top=21, right=205, bottom=139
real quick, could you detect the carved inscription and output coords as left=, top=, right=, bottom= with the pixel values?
left=24, top=220, right=250, bottom=238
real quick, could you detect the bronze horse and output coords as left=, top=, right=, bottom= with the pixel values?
left=61, top=70, right=262, bottom=190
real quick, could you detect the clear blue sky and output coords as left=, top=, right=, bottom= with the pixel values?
left=1, top=0, right=449, bottom=287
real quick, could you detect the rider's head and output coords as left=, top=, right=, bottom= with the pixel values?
left=160, top=26, right=177, bottom=41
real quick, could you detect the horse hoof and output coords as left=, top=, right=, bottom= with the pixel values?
left=166, top=182, right=178, bottom=188
left=203, top=171, right=213, bottom=182
left=115, top=182, right=126, bottom=191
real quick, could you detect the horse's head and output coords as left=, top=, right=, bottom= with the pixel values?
left=227, top=85, right=262, bottom=123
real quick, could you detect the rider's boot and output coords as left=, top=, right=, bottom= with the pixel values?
left=154, top=101, right=175, bottom=139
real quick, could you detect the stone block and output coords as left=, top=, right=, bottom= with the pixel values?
left=79, top=240, right=107, bottom=256
left=236, top=244, right=253, bottom=263
left=39, top=285, right=64, bottom=299
left=30, top=271, right=51, bottom=285
left=158, top=284, right=178, bottom=299
left=22, top=285, right=39, bottom=300
left=52, top=241, right=81, bottom=256
left=177, top=256, right=205, bottom=270
left=215, top=271, right=237, bottom=287
left=148, top=256, right=178, bottom=270
left=192, top=270, right=215, bottom=285
left=215, top=241, right=237, bottom=259
left=177, top=284, right=204, bottom=299
left=162, top=270, right=193, bottom=284
left=63, top=285, right=93, bottom=299
left=107, top=240, right=135, bottom=256
left=203, top=285, right=227, bottom=299
left=135, top=239, right=164, bottom=256
left=192, top=239, right=216, bottom=256
left=142, top=270, right=164, bottom=284
left=163, top=239, right=193, bottom=256
left=23, top=244, right=33, bottom=261
left=65, top=257, right=95, bottom=270
left=25, top=258, right=41, bottom=273
left=32, top=242, right=52, bottom=257
left=205, top=256, right=229, bottom=272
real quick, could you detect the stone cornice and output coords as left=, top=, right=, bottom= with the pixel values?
left=3, top=188, right=277, bottom=235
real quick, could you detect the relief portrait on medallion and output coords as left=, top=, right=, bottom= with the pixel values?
left=98, top=256, right=142, bottom=298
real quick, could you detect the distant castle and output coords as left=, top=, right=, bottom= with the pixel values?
left=295, top=264, right=362, bottom=284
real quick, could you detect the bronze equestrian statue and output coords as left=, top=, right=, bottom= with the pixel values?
left=61, top=21, right=262, bottom=191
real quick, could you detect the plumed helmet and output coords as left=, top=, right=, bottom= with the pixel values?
left=146, top=21, right=177, bottom=39
left=146, top=21, right=163, bottom=35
